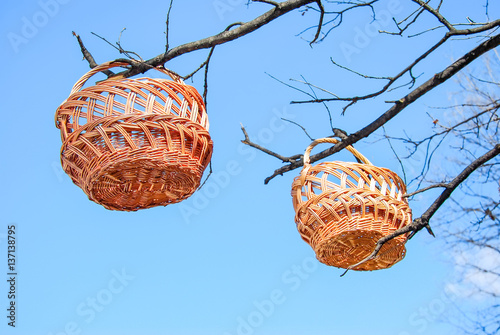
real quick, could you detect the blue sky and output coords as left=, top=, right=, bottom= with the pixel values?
left=1, top=1, right=497, bottom=334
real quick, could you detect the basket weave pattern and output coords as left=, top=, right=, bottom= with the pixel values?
left=55, top=61, right=212, bottom=211
left=292, top=138, right=412, bottom=271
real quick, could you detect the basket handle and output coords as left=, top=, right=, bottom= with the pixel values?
left=69, top=60, right=183, bottom=95
left=303, top=138, right=372, bottom=166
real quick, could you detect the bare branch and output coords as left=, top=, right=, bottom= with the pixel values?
left=291, top=35, right=450, bottom=106
left=267, top=73, right=318, bottom=100
left=72, top=31, right=115, bottom=77
left=291, top=13, right=499, bottom=109
left=330, top=59, right=392, bottom=80
left=309, top=0, right=325, bottom=45
left=114, top=0, right=316, bottom=78
left=298, top=0, right=378, bottom=43
left=202, top=46, right=216, bottom=107
left=265, top=33, right=500, bottom=184
left=91, top=31, right=144, bottom=61
left=182, top=23, right=243, bottom=81
left=294, top=75, right=336, bottom=130
left=165, top=0, right=174, bottom=51
left=240, top=124, right=301, bottom=163
left=380, top=1, right=426, bottom=36
left=412, top=0, right=455, bottom=31
left=282, top=118, right=315, bottom=141
left=197, top=162, right=213, bottom=191
left=449, top=19, right=500, bottom=36
left=382, top=126, right=407, bottom=184
left=420, top=144, right=500, bottom=226
left=403, top=183, right=449, bottom=198
left=289, top=78, right=340, bottom=98
left=251, top=0, right=280, bottom=6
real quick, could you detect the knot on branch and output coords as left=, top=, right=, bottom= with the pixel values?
left=332, top=128, right=348, bottom=139
left=408, top=217, right=435, bottom=239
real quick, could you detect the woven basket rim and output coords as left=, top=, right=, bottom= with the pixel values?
left=62, top=75, right=206, bottom=116
left=295, top=160, right=405, bottom=180
left=69, top=60, right=184, bottom=94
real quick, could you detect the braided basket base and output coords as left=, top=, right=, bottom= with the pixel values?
left=84, top=157, right=200, bottom=211
left=58, top=113, right=212, bottom=211
left=61, top=144, right=208, bottom=211
left=314, top=229, right=406, bottom=271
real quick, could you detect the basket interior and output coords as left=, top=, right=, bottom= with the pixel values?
left=297, top=162, right=406, bottom=203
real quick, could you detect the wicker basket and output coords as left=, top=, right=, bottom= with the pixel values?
left=291, top=138, right=412, bottom=271
left=55, top=61, right=213, bottom=211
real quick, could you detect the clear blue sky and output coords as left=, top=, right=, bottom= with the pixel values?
left=0, top=1, right=497, bottom=334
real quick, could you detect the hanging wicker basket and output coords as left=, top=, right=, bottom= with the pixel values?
left=291, top=138, right=412, bottom=271
left=55, top=61, right=213, bottom=211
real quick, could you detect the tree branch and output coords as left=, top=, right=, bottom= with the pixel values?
left=412, top=0, right=455, bottom=31
left=264, top=33, right=500, bottom=184
left=72, top=31, right=114, bottom=77
left=282, top=118, right=315, bottom=141
left=403, top=183, right=448, bottom=198
left=165, top=0, right=174, bottom=51
left=309, top=0, right=325, bottom=45
left=251, top=0, right=280, bottom=6
left=240, top=124, right=302, bottom=162
left=183, top=22, right=242, bottom=82
left=112, top=0, right=315, bottom=78
left=91, top=31, right=144, bottom=61
left=292, top=34, right=450, bottom=105
left=419, top=144, right=500, bottom=226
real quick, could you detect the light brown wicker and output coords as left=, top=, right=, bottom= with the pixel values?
left=291, top=138, right=412, bottom=271
left=55, top=61, right=213, bottom=211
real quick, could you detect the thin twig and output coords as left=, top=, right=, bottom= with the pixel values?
left=289, top=78, right=340, bottom=98
left=292, top=35, right=450, bottom=106
left=113, top=0, right=316, bottom=78
left=382, top=126, right=407, bottom=184
left=330, top=59, right=392, bottom=80
left=166, top=0, right=175, bottom=51
left=412, top=0, right=455, bottom=31
left=72, top=31, right=115, bottom=76
left=91, top=31, right=144, bottom=61
left=403, top=183, right=449, bottom=198
left=114, top=28, right=144, bottom=60
left=241, top=124, right=299, bottom=163
left=267, top=73, right=317, bottom=100
left=310, top=0, right=325, bottom=45
left=197, top=162, right=213, bottom=190
left=296, top=75, right=336, bottom=130
left=265, top=33, right=500, bottom=184
left=183, top=23, right=243, bottom=81
left=282, top=118, right=315, bottom=141
left=203, top=46, right=216, bottom=107
left=252, top=0, right=279, bottom=6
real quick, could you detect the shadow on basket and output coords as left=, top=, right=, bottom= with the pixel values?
left=291, top=138, right=412, bottom=271
left=55, top=61, right=213, bottom=211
